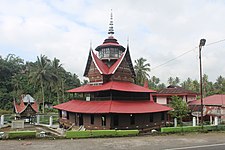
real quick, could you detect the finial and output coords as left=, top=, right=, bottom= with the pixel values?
left=89, top=40, right=93, bottom=51
left=108, top=9, right=114, bottom=36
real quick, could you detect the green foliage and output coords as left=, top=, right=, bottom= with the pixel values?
left=65, top=130, right=139, bottom=138
left=0, top=54, right=81, bottom=111
left=161, top=125, right=225, bottom=133
left=115, top=130, right=139, bottom=136
left=0, top=109, right=12, bottom=115
left=134, top=57, right=150, bottom=86
left=8, top=131, right=36, bottom=139
left=169, top=96, right=189, bottom=124
left=66, top=131, right=91, bottom=138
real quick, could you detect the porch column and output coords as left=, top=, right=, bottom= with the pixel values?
left=49, top=116, right=53, bottom=127
left=210, top=116, right=213, bottom=125
left=214, top=116, right=218, bottom=125
left=196, top=117, right=199, bottom=125
left=174, top=118, right=177, bottom=127
left=192, top=117, right=196, bottom=126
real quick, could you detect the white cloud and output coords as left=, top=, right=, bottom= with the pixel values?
left=1, top=0, right=225, bottom=84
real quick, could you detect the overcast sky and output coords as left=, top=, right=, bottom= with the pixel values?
left=1, top=0, right=225, bottom=84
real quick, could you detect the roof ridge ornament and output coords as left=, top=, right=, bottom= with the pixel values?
left=108, top=9, right=114, bottom=36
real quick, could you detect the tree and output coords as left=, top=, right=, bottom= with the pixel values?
left=29, top=55, right=51, bottom=113
left=169, top=96, right=189, bottom=125
left=134, top=57, right=150, bottom=85
left=168, top=77, right=174, bottom=85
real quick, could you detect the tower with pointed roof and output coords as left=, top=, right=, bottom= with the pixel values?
left=54, top=12, right=171, bottom=130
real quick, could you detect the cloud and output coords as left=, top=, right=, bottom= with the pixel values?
left=0, top=0, right=225, bottom=84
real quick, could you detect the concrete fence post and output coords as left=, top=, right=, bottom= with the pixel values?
left=193, top=117, right=196, bottom=126
left=49, top=116, right=53, bottom=127
left=174, top=118, right=177, bottom=127
left=0, top=115, right=4, bottom=127
left=36, top=115, right=40, bottom=125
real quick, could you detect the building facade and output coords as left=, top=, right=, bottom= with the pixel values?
left=54, top=13, right=171, bottom=130
left=154, top=85, right=197, bottom=105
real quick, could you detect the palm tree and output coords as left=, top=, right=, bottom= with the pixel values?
left=51, top=58, right=62, bottom=104
left=29, top=55, right=51, bottom=113
left=134, top=57, right=150, bottom=85
left=168, top=77, right=174, bottom=85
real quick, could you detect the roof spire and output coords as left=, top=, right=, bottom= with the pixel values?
left=108, top=9, right=114, bottom=36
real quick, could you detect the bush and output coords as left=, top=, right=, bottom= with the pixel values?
left=0, top=109, right=12, bottom=115
left=66, top=131, right=91, bottom=138
left=66, top=130, right=139, bottom=138
left=8, top=131, right=36, bottom=139
left=91, top=130, right=116, bottom=137
left=161, top=125, right=225, bottom=133
left=116, top=130, right=139, bottom=136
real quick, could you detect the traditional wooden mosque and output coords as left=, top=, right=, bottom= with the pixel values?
left=54, top=13, right=171, bottom=130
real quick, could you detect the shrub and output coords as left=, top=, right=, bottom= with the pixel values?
left=8, top=131, right=36, bottom=139
left=161, top=125, right=225, bottom=133
left=116, top=130, right=139, bottom=136
left=66, top=130, right=139, bottom=138
left=66, top=131, right=91, bottom=138
left=91, top=130, right=116, bottom=137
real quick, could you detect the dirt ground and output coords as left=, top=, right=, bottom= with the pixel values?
left=1, top=132, right=225, bottom=150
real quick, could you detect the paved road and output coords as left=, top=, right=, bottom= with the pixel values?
left=1, top=132, right=225, bottom=150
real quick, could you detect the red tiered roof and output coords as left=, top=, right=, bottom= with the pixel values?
left=67, top=81, right=156, bottom=93
left=53, top=100, right=172, bottom=114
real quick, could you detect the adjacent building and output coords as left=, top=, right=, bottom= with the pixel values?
left=13, top=94, right=38, bottom=119
left=154, top=85, right=198, bottom=105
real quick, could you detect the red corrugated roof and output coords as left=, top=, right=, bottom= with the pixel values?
left=14, top=100, right=38, bottom=113
left=189, top=94, right=225, bottom=106
left=91, top=50, right=109, bottom=74
left=67, top=81, right=156, bottom=93
left=53, top=100, right=172, bottom=114
left=108, top=52, right=124, bottom=74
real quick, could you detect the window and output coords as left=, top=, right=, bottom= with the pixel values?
left=130, top=114, right=135, bottom=125
left=90, top=114, right=94, bottom=125
left=101, top=115, right=106, bottom=126
left=149, top=114, right=153, bottom=122
left=161, top=112, right=165, bottom=121
left=113, top=115, right=119, bottom=126
left=66, top=111, right=69, bottom=120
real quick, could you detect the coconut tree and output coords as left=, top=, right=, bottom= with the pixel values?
left=29, top=55, right=51, bottom=113
left=134, top=57, right=150, bottom=86
left=51, top=58, right=63, bottom=104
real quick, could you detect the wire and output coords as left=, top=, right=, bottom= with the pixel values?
left=151, top=38, right=225, bottom=71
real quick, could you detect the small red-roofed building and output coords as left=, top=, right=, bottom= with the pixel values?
left=13, top=94, right=38, bottom=119
left=53, top=13, right=172, bottom=130
left=189, top=94, right=225, bottom=123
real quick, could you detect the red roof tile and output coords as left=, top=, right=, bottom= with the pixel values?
left=53, top=100, right=172, bottom=114
left=67, top=81, right=156, bottom=93
left=189, top=94, right=225, bottom=106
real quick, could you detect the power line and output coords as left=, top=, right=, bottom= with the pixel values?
left=151, top=38, right=225, bottom=71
